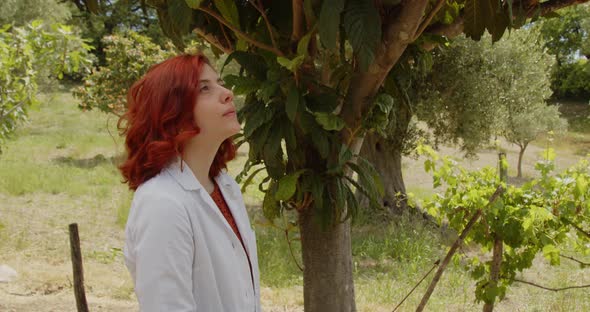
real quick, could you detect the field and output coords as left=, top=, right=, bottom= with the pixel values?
left=0, top=88, right=589, bottom=311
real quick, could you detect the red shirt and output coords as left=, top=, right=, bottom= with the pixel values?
left=210, top=182, right=254, bottom=286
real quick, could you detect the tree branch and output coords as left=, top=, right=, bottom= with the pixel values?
left=561, top=254, right=590, bottom=267
left=421, top=0, right=590, bottom=51
left=196, top=6, right=284, bottom=56
left=342, top=0, right=429, bottom=132
left=218, top=21, right=233, bottom=51
left=569, top=221, right=590, bottom=239
left=0, top=98, right=29, bottom=123
left=537, top=0, right=590, bottom=16
left=413, top=0, right=446, bottom=41
left=193, top=29, right=233, bottom=54
left=513, top=278, right=590, bottom=291
left=291, top=0, right=304, bottom=42
left=248, top=0, right=279, bottom=52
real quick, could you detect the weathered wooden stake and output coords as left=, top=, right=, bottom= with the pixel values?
left=69, top=223, right=89, bottom=312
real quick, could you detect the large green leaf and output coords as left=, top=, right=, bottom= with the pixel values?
left=357, top=156, right=385, bottom=196
left=311, top=130, right=330, bottom=159
left=222, top=51, right=267, bottom=80
left=464, top=0, right=492, bottom=41
left=213, top=0, right=240, bottom=27
left=263, top=181, right=281, bottom=221
left=343, top=0, right=381, bottom=71
left=169, top=0, right=193, bottom=35
left=297, top=27, right=316, bottom=56
left=314, top=112, right=345, bottom=131
left=185, top=0, right=203, bottom=9
left=223, top=74, right=260, bottom=95
left=286, top=87, right=299, bottom=122
left=277, top=55, right=305, bottom=73
left=242, top=103, right=272, bottom=138
left=319, top=0, right=345, bottom=51
left=275, top=170, right=306, bottom=201
left=262, top=119, right=286, bottom=179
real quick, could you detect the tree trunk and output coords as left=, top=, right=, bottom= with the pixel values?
left=360, top=133, right=407, bottom=213
left=482, top=238, right=503, bottom=312
left=299, top=208, right=356, bottom=312
left=517, top=143, right=528, bottom=178
left=359, top=95, right=413, bottom=214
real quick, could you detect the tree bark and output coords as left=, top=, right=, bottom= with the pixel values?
left=483, top=238, right=503, bottom=312
left=517, top=143, right=528, bottom=178
left=360, top=134, right=407, bottom=213
left=359, top=94, right=413, bottom=213
left=299, top=208, right=356, bottom=312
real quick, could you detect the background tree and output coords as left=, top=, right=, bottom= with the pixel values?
left=417, top=28, right=568, bottom=179
left=504, top=104, right=567, bottom=177
left=125, top=1, right=588, bottom=311
left=67, top=0, right=168, bottom=65
left=538, top=3, right=590, bottom=99
left=73, top=31, right=175, bottom=116
left=0, top=21, right=93, bottom=152
left=0, top=0, right=72, bottom=26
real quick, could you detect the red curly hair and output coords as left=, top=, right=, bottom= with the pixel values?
left=118, top=54, right=236, bottom=190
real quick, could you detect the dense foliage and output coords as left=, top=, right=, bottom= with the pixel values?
left=0, top=21, right=93, bottom=151
left=418, top=143, right=590, bottom=307
left=538, top=4, right=590, bottom=99
left=73, top=31, right=175, bottom=116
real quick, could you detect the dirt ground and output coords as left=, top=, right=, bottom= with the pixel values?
left=0, top=132, right=588, bottom=311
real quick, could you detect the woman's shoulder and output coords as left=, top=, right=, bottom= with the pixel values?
left=128, top=173, right=190, bottom=227
left=133, top=171, right=186, bottom=206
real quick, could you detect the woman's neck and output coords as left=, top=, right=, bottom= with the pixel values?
left=182, top=136, right=221, bottom=193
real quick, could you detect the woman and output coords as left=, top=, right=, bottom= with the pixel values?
left=119, top=54, right=261, bottom=312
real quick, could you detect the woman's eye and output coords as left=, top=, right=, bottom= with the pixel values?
left=200, top=85, right=209, bottom=91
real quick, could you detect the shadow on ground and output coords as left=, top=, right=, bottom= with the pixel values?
left=52, top=154, right=122, bottom=169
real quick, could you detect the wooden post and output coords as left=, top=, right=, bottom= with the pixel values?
left=69, top=223, right=89, bottom=312
left=482, top=153, right=508, bottom=312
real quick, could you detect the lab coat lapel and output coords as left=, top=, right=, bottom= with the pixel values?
left=164, top=158, right=237, bottom=240
left=215, top=173, right=254, bottom=257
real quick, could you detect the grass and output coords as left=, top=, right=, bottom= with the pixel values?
left=550, top=101, right=590, bottom=156
left=1, top=88, right=589, bottom=311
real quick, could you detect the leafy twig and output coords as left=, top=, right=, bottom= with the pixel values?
left=193, top=28, right=232, bottom=54
left=247, top=0, right=279, bottom=52
left=413, top=0, right=446, bottom=41
left=285, top=228, right=303, bottom=272
left=196, top=6, right=284, bottom=56
left=0, top=97, right=29, bottom=123
left=561, top=254, right=590, bottom=267
left=513, top=278, right=590, bottom=292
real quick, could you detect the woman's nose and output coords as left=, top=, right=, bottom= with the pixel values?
left=221, top=86, right=233, bottom=104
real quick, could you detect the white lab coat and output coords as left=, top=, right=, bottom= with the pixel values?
left=123, top=157, right=261, bottom=312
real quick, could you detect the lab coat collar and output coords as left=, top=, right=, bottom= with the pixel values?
left=164, top=156, right=233, bottom=192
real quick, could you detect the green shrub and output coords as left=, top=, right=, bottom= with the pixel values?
left=73, top=31, right=175, bottom=116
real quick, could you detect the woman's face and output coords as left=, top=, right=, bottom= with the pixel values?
left=193, top=63, right=241, bottom=141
